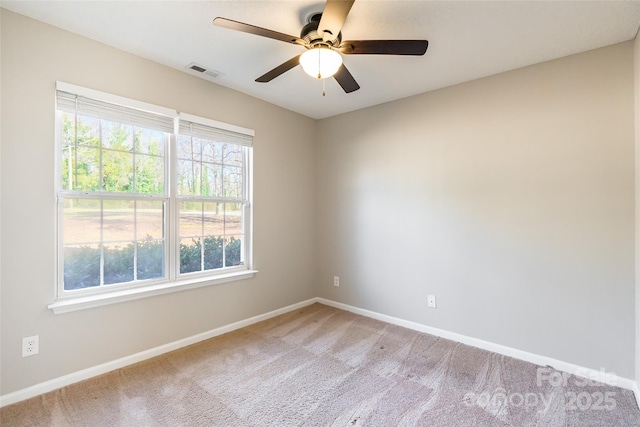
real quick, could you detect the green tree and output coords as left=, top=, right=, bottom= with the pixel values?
left=61, top=114, right=100, bottom=191
left=102, top=122, right=133, bottom=192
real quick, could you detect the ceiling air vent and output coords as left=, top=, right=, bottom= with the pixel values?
left=185, top=62, right=224, bottom=80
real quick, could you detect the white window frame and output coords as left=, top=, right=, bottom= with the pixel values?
left=49, top=82, right=256, bottom=314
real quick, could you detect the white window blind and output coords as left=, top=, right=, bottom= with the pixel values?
left=178, top=114, right=253, bottom=147
left=57, top=90, right=176, bottom=134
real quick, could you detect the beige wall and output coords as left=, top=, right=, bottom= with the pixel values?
left=0, top=10, right=317, bottom=394
left=317, top=42, right=636, bottom=378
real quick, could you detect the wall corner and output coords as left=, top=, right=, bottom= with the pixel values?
left=634, top=28, right=640, bottom=392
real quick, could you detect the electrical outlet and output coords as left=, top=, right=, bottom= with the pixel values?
left=334, top=276, right=340, bottom=287
left=427, top=295, right=437, bottom=309
left=22, top=335, right=39, bottom=357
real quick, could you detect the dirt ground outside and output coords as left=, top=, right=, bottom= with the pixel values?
left=63, top=208, right=242, bottom=247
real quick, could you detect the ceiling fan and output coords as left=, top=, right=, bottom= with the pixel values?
left=213, top=0, right=428, bottom=94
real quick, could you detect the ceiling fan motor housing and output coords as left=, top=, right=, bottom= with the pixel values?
left=301, top=13, right=341, bottom=47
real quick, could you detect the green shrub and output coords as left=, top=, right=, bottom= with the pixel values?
left=64, top=246, right=101, bottom=290
left=225, top=237, right=242, bottom=266
left=64, top=236, right=242, bottom=289
left=180, top=238, right=202, bottom=274
left=137, top=239, right=164, bottom=280
left=104, top=244, right=134, bottom=284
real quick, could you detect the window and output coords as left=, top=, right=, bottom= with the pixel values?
left=53, top=82, right=254, bottom=312
left=176, top=116, right=250, bottom=275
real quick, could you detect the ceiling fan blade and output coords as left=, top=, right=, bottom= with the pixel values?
left=318, top=0, right=355, bottom=42
left=256, top=55, right=302, bottom=83
left=213, top=17, right=303, bottom=45
left=333, top=64, right=360, bottom=93
left=339, top=40, right=428, bottom=55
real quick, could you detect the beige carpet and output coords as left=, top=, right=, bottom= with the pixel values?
left=2, top=303, right=639, bottom=426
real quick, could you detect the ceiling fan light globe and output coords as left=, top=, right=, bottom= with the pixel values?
left=300, top=48, right=342, bottom=79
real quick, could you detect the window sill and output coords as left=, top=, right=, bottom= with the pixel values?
left=48, top=270, right=258, bottom=314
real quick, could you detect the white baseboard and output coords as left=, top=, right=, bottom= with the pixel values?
left=0, top=298, right=318, bottom=408
left=2, top=296, right=638, bottom=410
left=316, top=298, right=640, bottom=397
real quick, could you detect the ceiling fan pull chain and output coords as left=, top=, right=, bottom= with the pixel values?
left=322, top=78, right=326, bottom=97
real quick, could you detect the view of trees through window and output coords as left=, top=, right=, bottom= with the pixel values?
left=60, top=110, right=246, bottom=292
left=176, top=133, right=244, bottom=275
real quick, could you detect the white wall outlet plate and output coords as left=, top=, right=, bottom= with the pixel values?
left=427, top=295, right=437, bottom=309
left=22, top=335, right=39, bottom=357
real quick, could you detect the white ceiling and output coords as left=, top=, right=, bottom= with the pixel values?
left=3, top=1, right=640, bottom=119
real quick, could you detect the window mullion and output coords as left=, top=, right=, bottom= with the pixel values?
left=221, top=144, right=226, bottom=268
left=222, top=201, right=227, bottom=268
left=58, top=191, right=166, bottom=200
left=200, top=200, right=205, bottom=272
left=168, top=131, right=177, bottom=281
left=99, top=119, right=103, bottom=191
left=99, top=119, right=104, bottom=287
left=243, top=147, right=252, bottom=267
left=199, top=137, right=204, bottom=272
left=100, top=198, right=105, bottom=287
left=73, top=108, right=78, bottom=191
left=176, top=195, right=246, bottom=204
left=132, top=124, right=138, bottom=282
left=132, top=124, right=136, bottom=193
left=133, top=200, right=138, bottom=282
